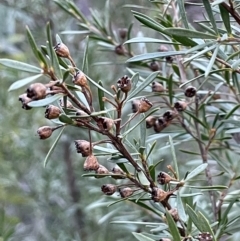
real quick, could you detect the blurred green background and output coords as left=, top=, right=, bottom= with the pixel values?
left=0, top=0, right=158, bottom=240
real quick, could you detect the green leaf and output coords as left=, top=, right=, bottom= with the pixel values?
left=186, top=185, right=227, bottom=190
left=56, top=34, right=62, bottom=44
left=219, top=4, right=232, bottom=35
left=44, top=126, right=65, bottom=167
left=26, top=26, right=40, bottom=61
left=59, top=114, right=73, bottom=124
left=98, top=80, right=105, bottom=112
left=127, top=50, right=186, bottom=62
left=165, top=210, right=181, bottom=241
left=164, top=28, right=216, bottom=39
left=205, top=44, right=219, bottom=77
left=184, top=110, right=208, bottom=129
left=202, top=0, right=219, bottom=35
left=132, top=232, right=155, bottom=241
left=0, top=59, right=42, bottom=73
left=28, top=93, right=64, bottom=107
left=137, top=171, right=150, bottom=186
left=177, top=192, right=187, bottom=222
left=127, top=71, right=159, bottom=101
left=198, top=212, right=216, bottom=241
left=184, top=163, right=208, bottom=181
left=169, top=135, right=179, bottom=179
left=8, top=74, right=43, bottom=91
left=82, top=35, right=89, bottom=73
left=177, top=0, right=189, bottom=29
left=124, top=37, right=178, bottom=45
left=186, top=204, right=204, bottom=232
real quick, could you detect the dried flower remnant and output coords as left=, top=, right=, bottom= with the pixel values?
left=146, top=116, right=156, bottom=128
left=101, top=184, right=117, bottom=195
left=83, top=154, right=99, bottom=171
left=152, top=187, right=169, bottom=202
left=153, top=117, right=168, bottom=133
left=138, top=97, right=152, bottom=113
left=37, top=126, right=54, bottom=139
left=45, top=105, right=61, bottom=119
left=197, top=232, right=213, bottom=241
left=132, top=99, right=140, bottom=113
left=19, top=93, right=32, bottom=110
left=96, top=165, right=109, bottom=175
left=72, top=70, right=88, bottom=87
left=185, top=86, right=197, bottom=98
left=54, top=42, right=70, bottom=58
left=157, top=172, right=175, bottom=185
left=150, top=61, right=160, bottom=71
left=115, top=44, right=125, bottom=55
left=118, top=28, right=127, bottom=39
left=163, top=110, right=178, bottom=122
left=117, top=75, right=131, bottom=93
left=98, top=117, right=115, bottom=131
left=119, top=187, right=134, bottom=198
left=74, top=140, right=92, bottom=157
left=174, top=101, right=188, bottom=111
left=152, top=81, right=165, bottom=92
left=26, top=83, right=47, bottom=100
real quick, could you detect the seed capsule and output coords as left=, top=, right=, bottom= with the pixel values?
left=117, top=75, right=131, bottom=93
left=54, top=43, right=70, bottom=58
left=152, top=81, right=165, bottom=92
left=157, top=172, right=174, bottom=185
left=98, top=117, right=115, bottom=131
left=146, top=116, right=156, bottom=128
left=185, top=86, right=197, bottom=98
left=174, top=101, right=188, bottom=112
left=197, top=232, right=213, bottom=241
left=101, top=184, right=117, bottom=195
left=83, top=154, right=99, bottom=171
left=26, top=83, right=47, bottom=100
left=119, top=187, right=134, bottom=198
left=163, top=110, right=178, bottom=122
left=96, top=165, right=109, bottom=175
left=45, top=105, right=61, bottom=119
left=153, top=117, right=168, bottom=133
left=115, top=44, right=125, bottom=55
left=37, top=126, right=53, bottom=139
left=72, top=70, right=88, bottom=87
left=152, top=187, right=168, bottom=202
left=74, top=140, right=92, bottom=157
left=132, top=99, right=140, bottom=113
left=138, top=97, right=152, bottom=113
left=18, top=93, right=32, bottom=110
left=118, top=28, right=127, bottom=39
left=150, top=61, right=160, bottom=71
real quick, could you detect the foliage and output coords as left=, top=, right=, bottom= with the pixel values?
left=1, top=0, right=240, bottom=241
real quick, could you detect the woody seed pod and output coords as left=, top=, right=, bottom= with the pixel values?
left=83, top=154, right=99, bottom=171
left=157, top=172, right=174, bottom=185
left=168, top=208, right=179, bottom=222
left=152, top=187, right=168, bottom=202
left=72, top=70, right=88, bottom=87
left=101, top=184, right=117, bottom=195
left=153, top=117, right=168, bottom=133
left=118, top=28, right=127, bottom=39
left=119, top=187, right=134, bottom=198
left=45, top=105, right=61, bottom=119
left=197, top=232, right=213, bottom=241
left=54, top=43, right=70, bottom=58
left=117, top=75, right=131, bottom=93
left=138, top=97, right=152, bottom=113
left=115, top=44, right=125, bottom=55
left=98, top=117, right=115, bottom=131
left=163, top=110, right=178, bottom=122
left=37, top=126, right=53, bottom=139
left=74, top=140, right=92, bottom=157
left=19, top=93, right=32, bottom=110
left=174, top=101, right=188, bottom=112
left=150, top=61, right=160, bottom=71
left=111, top=166, right=125, bottom=179
left=96, top=165, right=109, bottom=175
left=132, top=99, right=140, bottom=113
left=146, top=116, right=156, bottom=128
left=27, top=83, right=47, bottom=100
left=185, top=86, right=197, bottom=98
left=152, top=81, right=165, bottom=92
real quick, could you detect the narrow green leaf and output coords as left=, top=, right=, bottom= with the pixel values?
left=168, top=74, right=173, bottom=105
left=205, top=45, right=219, bottom=77
left=28, top=93, right=64, bottom=107
left=165, top=210, right=181, bottom=241
left=202, top=0, right=219, bottom=35
left=44, top=126, right=66, bottom=167
left=127, top=50, right=186, bottom=63
left=8, top=74, right=43, bottom=91
left=0, top=59, right=42, bottom=73
left=164, top=28, right=216, bottom=39
left=59, top=114, right=73, bottom=124
left=132, top=232, right=155, bottom=241
left=26, top=26, right=40, bottom=61
left=198, top=212, right=216, bottom=241
left=117, top=163, right=129, bottom=174
left=46, top=22, right=54, bottom=64
left=98, top=80, right=105, bottom=112
left=127, top=71, right=159, bottom=101
left=137, top=171, right=150, bottom=186
left=146, top=140, right=157, bottom=160
left=56, top=34, right=62, bottom=44
left=82, top=35, right=89, bottom=73
left=177, top=0, right=189, bottom=29
left=126, top=22, right=134, bottom=54
left=184, top=163, right=208, bottom=181
left=67, top=1, right=88, bottom=23
left=149, top=164, right=155, bottom=181
left=169, top=135, right=179, bottom=179
left=186, top=204, right=204, bottom=232
left=219, top=4, right=232, bottom=35
left=186, top=185, right=227, bottom=190
left=177, top=192, right=187, bottom=222
left=124, top=37, right=178, bottom=45
left=185, top=110, right=208, bottom=129
left=37, top=49, right=48, bottom=69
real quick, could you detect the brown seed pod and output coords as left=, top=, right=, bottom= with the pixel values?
left=119, top=187, right=134, bottom=198
left=37, top=126, right=53, bottom=139
left=157, top=172, right=175, bottom=185
left=163, top=110, right=178, bottom=122
left=152, top=187, right=169, bottom=202
left=74, top=140, right=92, bottom=157
left=150, top=61, right=160, bottom=71
left=152, top=81, right=165, bottom=92
left=174, top=101, right=188, bottom=112
left=101, top=184, right=117, bottom=195
left=153, top=117, right=168, bottom=133
left=26, top=83, right=47, bottom=100
left=72, top=70, right=88, bottom=87
left=168, top=208, right=179, bottom=222
left=185, top=86, right=197, bottom=98
left=146, top=116, right=156, bottom=128
left=132, top=99, right=140, bottom=113
left=83, top=154, right=99, bottom=171
left=138, top=97, right=153, bottom=113
left=115, top=44, right=125, bottom=55
left=54, top=43, right=70, bottom=58
left=118, top=28, right=127, bottom=39
left=45, top=105, right=61, bottom=119
left=117, top=75, right=131, bottom=93
left=96, top=165, right=109, bottom=175
left=111, top=166, right=125, bottom=179
left=98, top=117, right=115, bottom=131
left=18, top=93, right=32, bottom=110
left=197, top=232, right=213, bottom=241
